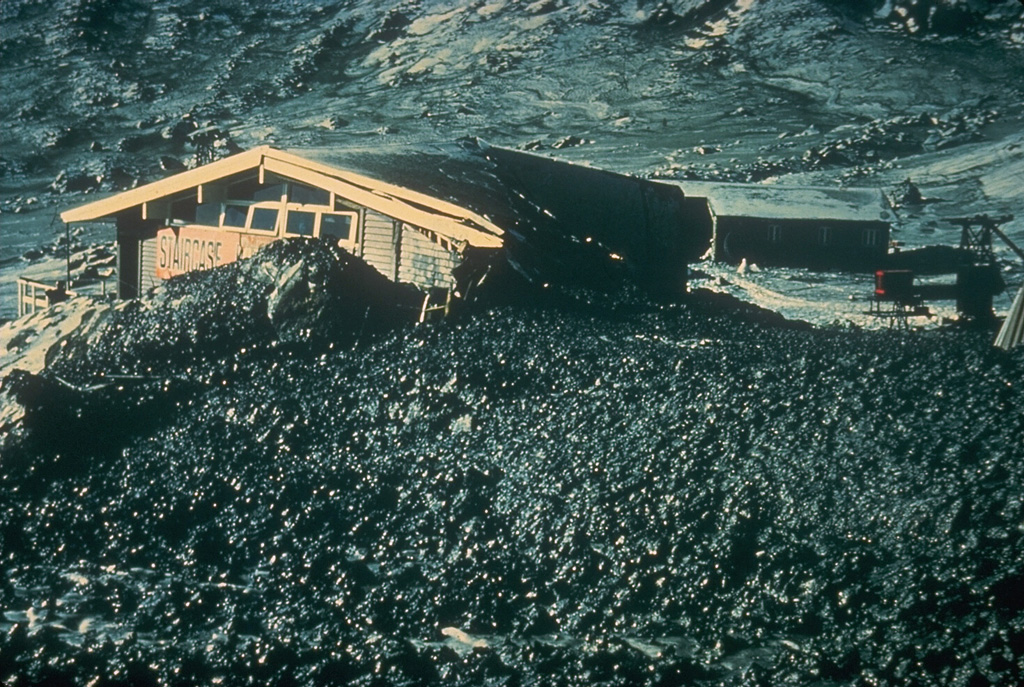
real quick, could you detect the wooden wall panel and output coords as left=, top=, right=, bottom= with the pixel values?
left=361, top=210, right=398, bottom=280
left=398, top=224, right=457, bottom=289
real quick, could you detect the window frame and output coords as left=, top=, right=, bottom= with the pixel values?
left=318, top=210, right=359, bottom=246
left=189, top=184, right=360, bottom=243
left=282, top=204, right=319, bottom=237
left=221, top=203, right=251, bottom=229
left=282, top=205, right=360, bottom=243
left=247, top=204, right=283, bottom=233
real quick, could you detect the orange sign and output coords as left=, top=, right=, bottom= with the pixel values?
left=154, top=226, right=278, bottom=280
left=155, top=226, right=238, bottom=279
left=238, top=233, right=275, bottom=261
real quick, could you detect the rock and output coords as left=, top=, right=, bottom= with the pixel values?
left=106, top=166, right=140, bottom=190
left=369, top=9, right=413, bottom=42
left=552, top=135, right=587, bottom=149
left=50, top=170, right=102, bottom=194
left=318, top=115, right=350, bottom=130
left=642, top=0, right=681, bottom=27
left=117, top=131, right=165, bottom=153
left=162, top=116, right=199, bottom=147
left=0, top=238, right=423, bottom=454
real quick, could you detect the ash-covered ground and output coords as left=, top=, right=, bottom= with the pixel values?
left=3, top=1, right=1024, bottom=685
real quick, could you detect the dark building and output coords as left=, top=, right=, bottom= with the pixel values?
left=662, top=181, right=894, bottom=271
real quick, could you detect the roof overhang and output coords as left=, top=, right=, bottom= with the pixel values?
left=60, top=147, right=267, bottom=224
left=61, top=146, right=504, bottom=249
left=657, top=180, right=893, bottom=224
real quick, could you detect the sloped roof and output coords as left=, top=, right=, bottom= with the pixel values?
left=284, top=142, right=701, bottom=275
left=660, top=180, right=893, bottom=223
left=61, top=146, right=504, bottom=248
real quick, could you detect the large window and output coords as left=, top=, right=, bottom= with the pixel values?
left=320, top=213, right=353, bottom=241
left=196, top=203, right=220, bottom=227
left=250, top=207, right=280, bottom=231
left=188, top=182, right=357, bottom=244
left=288, top=183, right=330, bottom=206
left=285, top=210, right=317, bottom=237
left=193, top=201, right=279, bottom=233
left=284, top=208, right=357, bottom=243
left=223, top=204, right=249, bottom=228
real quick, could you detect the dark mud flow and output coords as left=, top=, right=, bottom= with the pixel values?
left=3, top=243, right=1024, bottom=686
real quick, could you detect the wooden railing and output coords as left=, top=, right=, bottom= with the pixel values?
left=16, top=278, right=77, bottom=318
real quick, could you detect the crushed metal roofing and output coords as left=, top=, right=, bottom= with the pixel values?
left=995, top=281, right=1024, bottom=350
left=660, top=180, right=893, bottom=223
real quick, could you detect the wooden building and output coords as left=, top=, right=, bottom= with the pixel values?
left=60, top=146, right=504, bottom=301
left=662, top=181, right=893, bottom=270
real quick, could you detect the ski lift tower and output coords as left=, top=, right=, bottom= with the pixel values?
left=948, top=214, right=1014, bottom=322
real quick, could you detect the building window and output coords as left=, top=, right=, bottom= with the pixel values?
left=254, top=184, right=286, bottom=203
left=862, top=228, right=881, bottom=247
left=223, top=204, right=249, bottom=228
left=818, top=226, right=832, bottom=246
left=768, top=225, right=782, bottom=244
left=288, top=183, right=330, bottom=207
left=188, top=183, right=356, bottom=242
left=286, top=210, right=317, bottom=236
left=320, top=213, right=353, bottom=241
left=250, top=207, right=280, bottom=231
left=196, top=203, right=220, bottom=227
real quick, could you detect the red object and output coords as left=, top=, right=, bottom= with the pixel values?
left=874, top=270, right=914, bottom=301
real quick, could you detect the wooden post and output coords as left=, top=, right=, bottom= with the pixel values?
left=65, top=223, right=72, bottom=286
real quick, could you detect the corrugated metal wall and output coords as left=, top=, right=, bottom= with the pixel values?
left=398, top=224, right=457, bottom=290
left=139, top=237, right=161, bottom=293
left=361, top=210, right=399, bottom=280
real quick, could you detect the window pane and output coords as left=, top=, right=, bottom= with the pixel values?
left=196, top=203, right=220, bottom=226
left=286, top=210, right=316, bottom=236
left=254, top=184, right=286, bottom=203
left=224, top=204, right=248, bottom=228
left=227, top=177, right=261, bottom=200
left=320, top=213, right=352, bottom=241
left=289, top=183, right=330, bottom=206
left=250, top=207, right=279, bottom=231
